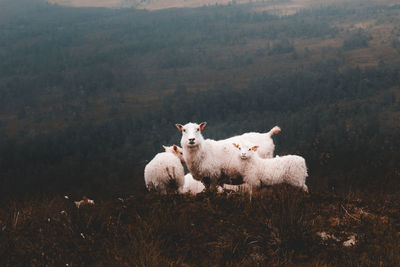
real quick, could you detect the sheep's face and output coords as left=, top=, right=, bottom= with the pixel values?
left=176, top=122, right=206, bottom=149
left=233, top=143, right=259, bottom=160
left=163, top=145, right=185, bottom=163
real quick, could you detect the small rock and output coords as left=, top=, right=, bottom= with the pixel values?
left=317, top=231, right=339, bottom=241
left=343, top=234, right=356, bottom=247
left=75, top=196, right=95, bottom=208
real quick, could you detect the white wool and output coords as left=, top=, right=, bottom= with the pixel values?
left=184, top=138, right=242, bottom=183
left=234, top=142, right=308, bottom=192
left=177, top=122, right=242, bottom=183
left=144, top=146, right=185, bottom=194
left=163, top=144, right=185, bottom=163
left=176, top=122, right=280, bottom=184
left=225, top=126, right=281, bottom=158
left=181, top=173, right=205, bottom=195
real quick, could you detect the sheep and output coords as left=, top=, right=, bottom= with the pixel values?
left=162, top=144, right=185, bottom=163
left=232, top=141, right=308, bottom=192
left=144, top=145, right=185, bottom=194
left=181, top=173, right=205, bottom=195
left=226, top=126, right=281, bottom=158
left=175, top=122, right=280, bottom=186
left=176, top=122, right=240, bottom=185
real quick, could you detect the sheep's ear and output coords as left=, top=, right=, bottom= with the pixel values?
left=162, top=145, right=168, bottom=151
left=176, top=124, right=183, bottom=131
left=173, top=145, right=178, bottom=151
left=199, top=122, right=207, bottom=130
left=251, top=146, right=259, bottom=152
left=232, top=143, right=239, bottom=148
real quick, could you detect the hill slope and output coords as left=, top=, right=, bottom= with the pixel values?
left=1, top=186, right=400, bottom=265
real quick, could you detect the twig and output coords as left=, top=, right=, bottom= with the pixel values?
left=12, top=211, right=20, bottom=229
left=341, top=204, right=361, bottom=222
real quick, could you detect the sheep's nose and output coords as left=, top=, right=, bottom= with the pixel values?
left=189, top=138, right=195, bottom=142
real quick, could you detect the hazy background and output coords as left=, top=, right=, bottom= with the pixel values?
left=0, top=0, right=399, bottom=196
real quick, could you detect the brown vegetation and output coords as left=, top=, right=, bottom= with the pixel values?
left=1, top=185, right=400, bottom=265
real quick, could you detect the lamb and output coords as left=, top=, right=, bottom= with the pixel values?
left=232, top=142, right=308, bottom=192
left=175, top=122, right=280, bottom=185
left=162, top=144, right=185, bottom=163
left=144, top=145, right=185, bottom=194
left=225, top=126, right=281, bottom=158
left=181, top=173, right=205, bottom=195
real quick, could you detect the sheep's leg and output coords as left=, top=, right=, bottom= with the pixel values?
left=222, top=184, right=241, bottom=192
left=218, top=170, right=235, bottom=185
left=166, top=167, right=179, bottom=193
left=221, top=183, right=253, bottom=194
left=202, top=176, right=211, bottom=189
left=287, top=179, right=309, bottom=193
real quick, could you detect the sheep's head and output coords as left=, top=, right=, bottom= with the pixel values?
left=176, top=122, right=206, bottom=149
left=232, top=142, right=259, bottom=160
left=163, top=145, right=185, bottom=163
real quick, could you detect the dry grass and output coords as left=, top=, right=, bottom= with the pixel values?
left=1, top=184, right=400, bottom=266
left=49, top=0, right=258, bottom=9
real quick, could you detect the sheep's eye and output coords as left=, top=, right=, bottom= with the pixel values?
left=249, top=148, right=251, bottom=151
left=180, top=152, right=183, bottom=155
left=183, top=129, right=186, bottom=132
left=196, top=128, right=200, bottom=132
left=239, top=147, right=241, bottom=150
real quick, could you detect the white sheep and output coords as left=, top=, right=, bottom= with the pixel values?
left=181, top=173, right=205, bottom=195
left=144, top=145, right=185, bottom=194
left=175, top=122, right=280, bottom=185
left=232, top=142, right=308, bottom=192
left=226, top=126, right=281, bottom=158
left=162, top=144, right=185, bottom=163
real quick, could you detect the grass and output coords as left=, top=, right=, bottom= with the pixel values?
left=1, top=184, right=399, bottom=266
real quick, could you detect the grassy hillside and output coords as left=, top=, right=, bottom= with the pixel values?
left=2, top=185, right=400, bottom=265
left=47, top=0, right=316, bottom=10
left=49, top=0, right=259, bottom=9
left=46, top=0, right=400, bottom=12
left=1, top=0, right=399, bottom=137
